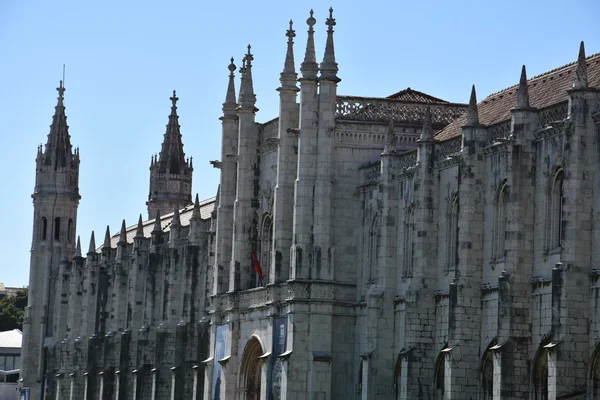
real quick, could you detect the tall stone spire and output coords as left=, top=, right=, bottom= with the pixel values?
left=103, top=225, right=111, bottom=249
left=300, top=10, right=318, bottom=79
left=320, top=7, right=340, bottom=82
left=44, top=80, right=74, bottom=168
left=147, top=91, right=193, bottom=219
left=223, top=58, right=238, bottom=117
left=419, top=103, right=434, bottom=141
left=135, top=214, right=144, bottom=237
left=465, top=85, right=480, bottom=126
left=75, top=236, right=82, bottom=258
left=573, top=41, right=588, bottom=90
left=239, top=45, right=257, bottom=109
left=515, top=65, right=530, bottom=109
left=118, top=219, right=127, bottom=244
left=280, top=20, right=298, bottom=88
left=157, top=91, right=186, bottom=174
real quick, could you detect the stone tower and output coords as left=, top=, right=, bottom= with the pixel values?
left=146, top=91, right=193, bottom=219
left=21, top=81, right=80, bottom=400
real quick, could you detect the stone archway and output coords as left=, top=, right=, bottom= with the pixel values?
left=532, top=345, right=549, bottom=400
left=239, top=336, right=264, bottom=400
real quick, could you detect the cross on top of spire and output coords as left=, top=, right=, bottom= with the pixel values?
left=57, top=80, right=65, bottom=100
left=286, top=19, right=296, bottom=42
left=228, top=57, right=236, bottom=74
left=326, top=7, right=336, bottom=30
left=170, top=90, right=178, bottom=107
left=244, top=44, right=254, bottom=65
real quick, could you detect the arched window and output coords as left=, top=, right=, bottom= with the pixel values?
left=549, top=169, right=564, bottom=250
left=480, top=341, right=496, bottom=400
left=533, top=346, right=549, bottom=400
left=68, top=218, right=73, bottom=243
left=446, top=194, right=458, bottom=269
left=493, top=182, right=508, bottom=262
left=434, top=352, right=446, bottom=400
left=54, top=217, right=61, bottom=241
left=368, top=214, right=381, bottom=283
left=40, top=217, right=48, bottom=241
left=402, top=209, right=414, bottom=278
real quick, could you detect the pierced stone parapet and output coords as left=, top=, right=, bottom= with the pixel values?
left=487, top=121, right=511, bottom=144
left=436, top=137, right=461, bottom=161
left=538, top=101, right=568, bottom=128
left=335, top=96, right=466, bottom=124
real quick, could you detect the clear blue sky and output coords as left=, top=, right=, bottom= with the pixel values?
left=1, top=0, right=598, bottom=288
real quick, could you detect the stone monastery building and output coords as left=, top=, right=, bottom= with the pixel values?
left=21, top=8, right=600, bottom=400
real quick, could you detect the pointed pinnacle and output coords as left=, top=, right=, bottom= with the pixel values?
left=118, top=219, right=127, bottom=244
left=573, top=41, right=588, bottom=89
left=320, top=7, right=339, bottom=82
left=420, top=103, right=433, bottom=141
left=465, top=85, right=479, bottom=126
left=75, top=236, right=82, bottom=257
left=135, top=214, right=144, bottom=238
left=103, top=225, right=111, bottom=248
left=191, top=194, right=201, bottom=220
left=153, top=209, right=162, bottom=233
left=516, top=65, right=530, bottom=109
left=172, top=207, right=181, bottom=227
left=223, top=57, right=238, bottom=115
left=280, top=20, right=298, bottom=87
left=88, top=231, right=96, bottom=254
left=239, top=45, right=257, bottom=108
left=300, top=9, right=318, bottom=79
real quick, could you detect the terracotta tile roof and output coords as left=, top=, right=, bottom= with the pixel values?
left=387, top=87, right=449, bottom=104
left=103, top=196, right=216, bottom=248
left=435, top=52, right=600, bottom=142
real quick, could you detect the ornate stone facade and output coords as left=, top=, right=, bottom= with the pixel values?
left=21, top=10, right=600, bottom=400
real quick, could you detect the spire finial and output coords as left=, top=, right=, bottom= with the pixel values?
left=75, top=236, right=82, bottom=258
left=135, top=214, right=144, bottom=238
left=170, top=90, right=178, bottom=107
left=57, top=80, right=65, bottom=101
left=118, top=219, right=127, bottom=244
left=172, top=206, right=181, bottom=227
left=153, top=209, right=162, bottom=233
left=87, top=231, right=96, bottom=254
left=515, top=65, right=530, bottom=109
left=573, top=41, right=588, bottom=89
left=223, top=57, right=238, bottom=116
left=301, top=9, right=319, bottom=79
left=419, top=103, right=433, bottom=141
left=239, top=45, right=257, bottom=108
left=280, top=19, right=298, bottom=87
left=465, top=85, right=479, bottom=126
left=103, top=225, right=111, bottom=248
left=191, top=193, right=201, bottom=220
left=320, top=7, right=340, bottom=82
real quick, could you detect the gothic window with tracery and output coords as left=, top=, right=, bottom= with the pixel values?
left=546, top=168, right=564, bottom=252
left=493, top=182, right=508, bottom=262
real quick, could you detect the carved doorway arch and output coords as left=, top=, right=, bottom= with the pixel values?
left=239, top=336, right=264, bottom=400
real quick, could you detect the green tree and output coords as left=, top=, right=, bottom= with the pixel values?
left=0, top=290, right=28, bottom=331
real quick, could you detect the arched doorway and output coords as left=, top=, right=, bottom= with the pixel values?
left=239, top=336, right=264, bottom=400
left=480, top=343, right=495, bottom=400
left=433, top=350, right=446, bottom=400
left=532, top=345, right=549, bottom=400
left=589, top=342, right=600, bottom=397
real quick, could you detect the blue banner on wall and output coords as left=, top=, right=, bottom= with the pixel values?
left=269, top=316, right=287, bottom=400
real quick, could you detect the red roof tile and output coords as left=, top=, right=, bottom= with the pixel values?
left=435, top=52, right=600, bottom=142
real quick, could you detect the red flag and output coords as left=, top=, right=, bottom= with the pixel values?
left=251, top=251, right=264, bottom=280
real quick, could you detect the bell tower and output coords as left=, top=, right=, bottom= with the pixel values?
left=21, top=81, right=81, bottom=399
left=146, top=91, right=193, bottom=219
